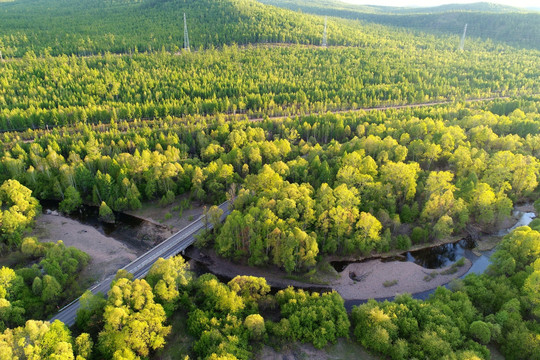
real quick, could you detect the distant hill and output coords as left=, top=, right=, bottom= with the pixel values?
left=259, top=0, right=525, bottom=14
left=1, top=0, right=538, bottom=57
left=0, top=0, right=334, bottom=56
left=260, top=0, right=540, bottom=50
left=373, top=2, right=525, bottom=14
left=0, top=0, right=505, bottom=57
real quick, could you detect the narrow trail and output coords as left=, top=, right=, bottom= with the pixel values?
left=9, top=93, right=533, bottom=140
left=247, top=95, right=517, bottom=123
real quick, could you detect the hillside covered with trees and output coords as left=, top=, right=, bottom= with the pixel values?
left=261, top=0, right=540, bottom=50
left=0, top=44, right=538, bottom=130
left=0, top=0, right=539, bottom=359
left=0, top=0, right=441, bottom=57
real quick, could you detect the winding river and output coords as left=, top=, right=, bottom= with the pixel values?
left=342, top=210, right=536, bottom=308
left=43, top=200, right=536, bottom=305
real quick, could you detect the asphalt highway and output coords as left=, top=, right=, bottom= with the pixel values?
left=50, top=201, right=230, bottom=327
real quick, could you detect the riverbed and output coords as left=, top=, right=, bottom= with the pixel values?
left=32, top=202, right=174, bottom=284
left=38, top=200, right=535, bottom=304
left=186, top=208, right=536, bottom=306
left=341, top=209, right=536, bottom=307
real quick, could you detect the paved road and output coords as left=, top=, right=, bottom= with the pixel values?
left=50, top=201, right=230, bottom=327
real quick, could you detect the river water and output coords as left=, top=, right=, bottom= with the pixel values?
left=342, top=210, right=536, bottom=308
left=41, top=200, right=151, bottom=252
left=462, top=210, right=536, bottom=277
left=43, top=200, right=536, bottom=305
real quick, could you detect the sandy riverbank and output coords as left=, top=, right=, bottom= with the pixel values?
left=334, top=258, right=471, bottom=300
left=31, top=213, right=139, bottom=283
left=187, top=245, right=472, bottom=301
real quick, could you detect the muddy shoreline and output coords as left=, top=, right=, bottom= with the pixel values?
left=33, top=203, right=175, bottom=285
left=41, top=198, right=532, bottom=303
left=185, top=247, right=332, bottom=291
left=181, top=206, right=531, bottom=302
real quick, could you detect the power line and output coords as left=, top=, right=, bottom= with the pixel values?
left=460, top=23, right=468, bottom=51
left=183, top=13, right=190, bottom=52
left=322, top=16, right=328, bottom=47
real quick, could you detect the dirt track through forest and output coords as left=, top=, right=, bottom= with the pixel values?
left=10, top=93, right=532, bottom=140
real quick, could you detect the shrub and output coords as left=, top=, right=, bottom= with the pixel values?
left=59, top=186, right=82, bottom=214
left=469, top=321, right=491, bottom=344
left=160, top=190, right=175, bottom=206
left=244, top=314, right=266, bottom=340
left=396, top=235, right=412, bottom=250
left=411, top=227, right=428, bottom=244
left=383, top=279, right=398, bottom=287
left=98, top=202, right=115, bottom=223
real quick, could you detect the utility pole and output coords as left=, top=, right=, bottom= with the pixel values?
left=322, top=16, right=328, bottom=47
left=459, top=24, right=468, bottom=51
left=183, top=13, right=190, bottom=52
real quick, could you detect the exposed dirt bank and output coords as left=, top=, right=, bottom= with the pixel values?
left=186, top=247, right=332, bottom=290
left=125, top=196, right=206, bottom=231
left=515, top=203, right=535, bottom=212
left=31, top=213, right=140, bottom=283
left=256, top=339, right=379, bottom=360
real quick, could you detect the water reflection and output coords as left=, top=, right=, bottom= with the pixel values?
left=41, top=200, right=149, bottom=251
left=406, top=238, right=476, bottom=269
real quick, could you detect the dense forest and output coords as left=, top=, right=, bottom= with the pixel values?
left=0, top=45, right=538, bottom=130
left=1, top=98, right=539, bottom=271
left=0, top=0, right=539, bottom=359
left=0, top=0, right=539, bottom=57
left=261, top=0, right=540, bottom=50
left=1, top=0, right=538, bottom=132
left=0, top=0, right=446, bottom=57
left=2, top=223, right=539, bottom=359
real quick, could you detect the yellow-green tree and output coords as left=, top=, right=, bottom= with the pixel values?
left=98, top=277, right=171, bottom=358
left=0, top=180, right=40, bottom=248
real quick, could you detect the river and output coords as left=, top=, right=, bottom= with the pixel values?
left=342, top=210, right=536, bottom=308
left=43, top=200, right=536, bottom=305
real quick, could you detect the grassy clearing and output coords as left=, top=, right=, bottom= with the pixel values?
left=256, top=338, right=381, bottom=360
left=325, top=339, right=381, bottom=360
left=152, top=310, right=193, bottom=360
left=127, top=193, right=203, bottom=230
left=487, top=344, right=506, bottom=360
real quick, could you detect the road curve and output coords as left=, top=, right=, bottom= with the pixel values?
left=50, top=201, right=230, bottom=327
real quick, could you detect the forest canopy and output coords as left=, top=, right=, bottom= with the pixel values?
left=0, top=1, right=538, bottom=359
